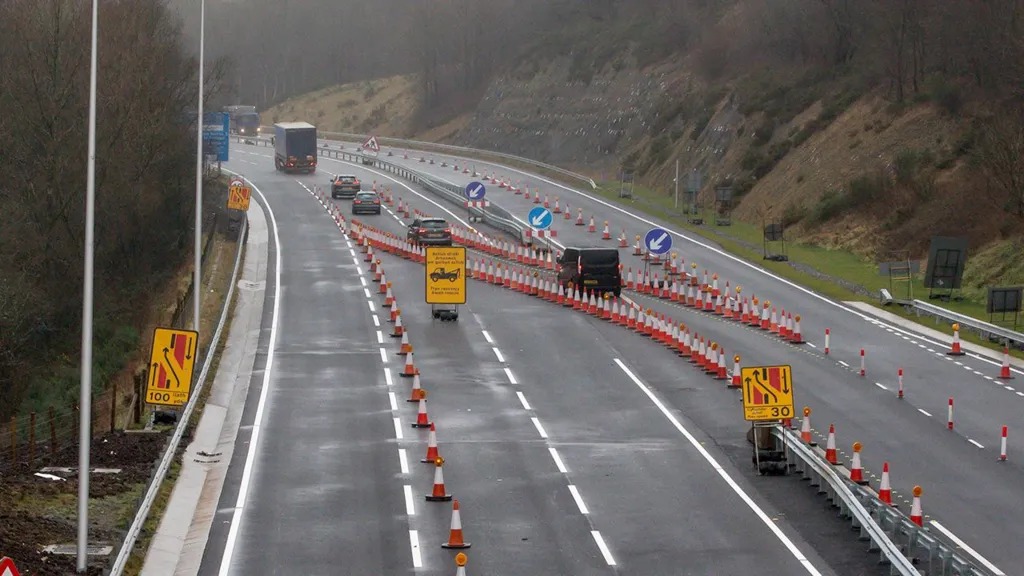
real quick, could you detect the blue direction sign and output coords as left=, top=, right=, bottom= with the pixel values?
left=528, top=206, right=553, bottom=230
left=465, top=181, right=487, bottom=200
left=644, top=227, right=672, bottom=255
left=202, top=112, right=229, bottom=162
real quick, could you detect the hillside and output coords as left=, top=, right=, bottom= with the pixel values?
left=263, top=2, right=1024, bottom=302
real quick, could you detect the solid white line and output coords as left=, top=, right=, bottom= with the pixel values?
left=218, top=180, right=282, bottom=576
left=918, top=408, right=933, bottom=417
left=404, top=485, right=416, bottom=516
left=838, top=360, right=849, bottom=367
left=567, top=485, right=590, bottom=514
left=389, top=392, right=398, bottom=411
left=372, top=315, right=380, bottom=327
left=504, top=367, right=518, bottom=385
left=493, top=347, right=505, bottom=362
left=393, top=417, right=404, bottom=440
left=613, top=359, right=823, bottom=575
left=376, top=330, right=384, bottom=344
left=531, top=417, right=549, bottom=439
left=398, top=449, right=410, bottom=474
left=380, top=348, right=388, bottom=363
left=548, top=447, right=568, bottom=473
left=482, top=330, right=494, bottom=343
left=409, top=530, right=423, bottom=568
left=364, top=287, right=372, bottom=298
left=516, top=391, right=532, bottom=410
left=384, top=368, right=393, bottom=387
left=368, top=300, right=376, bottom=313
left=591, top=531, right=617, bottom=566
left=969, top=439, right=985, bottom=449
left=874, top=382, right=887, bottom=390
left=930, top=521, right=1005, bottom=575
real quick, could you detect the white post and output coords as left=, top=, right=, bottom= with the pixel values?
left=194, top=0, right=206, bottom=333
left=673, top=159, right=679, bottom=210
left=78, top=0, right=99, bottom=571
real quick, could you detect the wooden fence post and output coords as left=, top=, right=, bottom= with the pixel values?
left=48, top=406, right=57, bottom=457
left=29, top=412, right=36, bottom=464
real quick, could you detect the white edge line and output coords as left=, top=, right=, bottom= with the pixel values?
left=219, top=179, right=282, bottom=576
left=398, top=449, right=410, bottom=474
left=404, top=484, right=416, bottom=516
left=806, top=342, right=816, bottom=348
left=837, top=360, right=849, bottom=367
left=591, top=531, right=617, bottom=566
left=409, top=530, right=423, bottom=568
left=516, top=391, right=532, bottom=411
left=567, top=484, right=589, bottom=514
left=918, top=409, right=933, bottom=417
left=930, top=521, right=1005, bottom=575
left=874, top=382, right=887, bottom=390
left=613, top=358, right=823, bottom=576
left=968, top=439, right=985, bottom=449
left=548, top=447, right=568, bottom=473
left=531, top=417, right=548, bottom=439
left=482, top=330, right=494, bottom=343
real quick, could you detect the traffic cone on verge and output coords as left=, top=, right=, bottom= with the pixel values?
left=412, top=397, right=433, bottom=428
left=999, top=347, right=1014, bottom=379
left=878, top=462, right=893, bottom=505
left=947, top=323, right=966, bottom=356
left=400, top=352, right=418, bottom=377
left=425, top=457, right=453, bottom=501
left=421, top=423, right=440, bottom=463
left=731, top=355, right=742, bottom=388
left=407, top=374, right=426, bottom=402
left=441, top=500, right=472, bottom=549
left=825, top=424, right=839, bottom=464
left=850, top=442, right=868, bottom=485
left=909, top=486, right=923, bottom=526
left=454, top=553, right=468, bottom=576
left=800, top=407, right=815, bottom=445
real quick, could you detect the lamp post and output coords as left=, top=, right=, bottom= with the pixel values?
left=77, top=0, right=100, bottom=571
left=194, top=0, right=206, bottom=333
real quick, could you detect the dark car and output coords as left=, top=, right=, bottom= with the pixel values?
left=330, top=174, right=361, bottom=199
left=351, top=191, right=381, bottom=215
left=557, top=247, right=622, bottom=296
left=408, top=217, right=453, bottom=246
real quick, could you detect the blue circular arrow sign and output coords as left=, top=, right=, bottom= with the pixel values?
left=644, top=227, right=672, bottom=255
left=528, top=206, right=553, bottom=230
left=465, top=181, right=487, bottom=200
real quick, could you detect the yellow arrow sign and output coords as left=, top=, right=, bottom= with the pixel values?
left=145, top=327, right=199, bottom=407
left=740, top=364, right=795, bottom=421
left=227, top=185, right=251, bottom=211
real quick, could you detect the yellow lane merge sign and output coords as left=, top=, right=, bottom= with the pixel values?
left=146, top=327, right=199, bottom=407
left=227, top=184, right=251, bottom=211
left=425, top=246, right=467, bottom=304
left=740, top=364, right=795, bottom=421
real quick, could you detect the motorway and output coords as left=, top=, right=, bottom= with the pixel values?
left=190, top=146, right=887, bottom=575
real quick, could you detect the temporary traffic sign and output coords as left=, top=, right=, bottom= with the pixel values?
left=227, top=184, right=251, bottom=211
left=644, top=227, right=672, bottom=255
left=362, top=135, right=381, bottom=152
left=146, top=327, right=200, bottom=407
left=740, top=365, right=795, bottom=421
left=0, top=557, right=20, bottom=576
left=465, top=181, right=487, bottom=200
left=527, top=206, right=553, bottom=230
left=425, top=246, right=467, bottom=305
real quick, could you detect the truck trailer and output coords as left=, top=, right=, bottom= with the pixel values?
left=273, top=122, right=317, bottom=174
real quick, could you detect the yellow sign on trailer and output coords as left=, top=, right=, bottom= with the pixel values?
left=425, top=246, right=467, bottom=305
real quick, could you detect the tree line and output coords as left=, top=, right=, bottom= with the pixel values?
left=0, top=0, right=211, bottom=415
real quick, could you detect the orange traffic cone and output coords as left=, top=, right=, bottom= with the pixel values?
left=825, top=424, right=839, bottom=464
left=398, top=331, right=413, bottom=355
left=947, top=323, right=966, bottom=356
left=730, top=355, right=742, bottom=387
left=425, top=457, right=453, bottom=501
left=421, top=423, right=440, bottom=463
left=601, top=221, right=611, bottom=240
left=391, top=314, right=405, bottom=338
left=878, top=462, right=893, bottom=505
left=400, top=352, right=418, bottom=377
left=800, top=407, right=814, bottom=445
left=407, top=374, right=426, bottom=402
left=790, top=315, right=804, bottom=344
left=850, top=442, right=867, bottom=485
left=412, top=397, right=433, bottom=428
left=453, top=553, right=468, bottom=576
left=909, top=486, right=923, bottom=526
left=441, top=500, right=471, bottom=549
left=999, top=347, right=1014, bottom=379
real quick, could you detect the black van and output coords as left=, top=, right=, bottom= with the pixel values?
left=557, top=247, right=622, bottom=296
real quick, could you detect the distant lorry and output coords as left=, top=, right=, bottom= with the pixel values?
left=273, top=122, right=318, bottom=173
left=224, top=105, right=261, bottom=136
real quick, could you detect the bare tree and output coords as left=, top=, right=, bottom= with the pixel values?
left=974, top=109, right=1024, bottom=218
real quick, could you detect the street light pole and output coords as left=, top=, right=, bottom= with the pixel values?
left=194, top=0, right=206, bottom=333
left=77, top=0, right=100, bottom=571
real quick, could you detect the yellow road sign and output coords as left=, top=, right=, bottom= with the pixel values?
left=425, top=246, right=466, bottom=304
left=740, top=364, right=795, bottom=421
left=227, top=185, right=251, bottom=211
left=145, top=327, right=199, bottom=407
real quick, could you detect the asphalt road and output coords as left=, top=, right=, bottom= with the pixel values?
left=198, top=147, right=872, bottom=575
left=367, top=145, right=1024, bottom=572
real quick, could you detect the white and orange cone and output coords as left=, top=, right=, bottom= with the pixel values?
left=909, top=486, right=923, bottom=526
left=400, top=351, right=418, bottom=377
left=407, top=374, right=426, bottom=402
left=999, top=347, right=1014, bottom=379
left=425, top=457, right=453, bottom=502
left=422, top=423, right=440, bottom=463
left=878, top=462, right=893, bottom=505
left=441, top=500, right=472, bottom=549
left=947, top=323, right=966, bottom=356
left=391, top=314, right=405, bottom=338
left=730, top=355, right=742, bottom=388
left=800, top=407, right=815, bottom=445
left=825, top=423, right=839, bottom=464
left=850, top=442, right=867, bottom=485
left=453, top=553, right=469, bottom=576
left=412, top=398, right=433, bottom=429
left=398, top=331, right=413, bottom=354
left=790, top=315, right=804, bottom=344
left=1000, top=425, right=1008, bottom=462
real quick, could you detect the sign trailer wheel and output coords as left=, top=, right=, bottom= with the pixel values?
left=432, top=304, right=459, bottom=322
